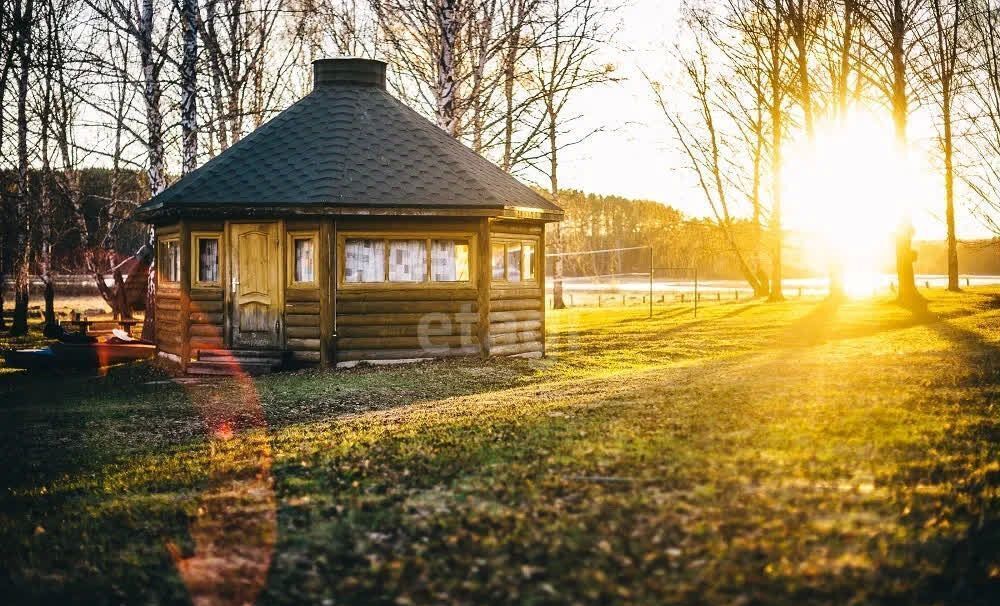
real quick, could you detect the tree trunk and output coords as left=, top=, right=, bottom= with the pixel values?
left=435, top=0, right=461, bottom=137
left=548, top=111, right=566, bottom=309
left=138, top=0, right=165, bottom=341
left=181, top=0, right=199, bottom=174
left=11, top=0, right=35, bottom=337
left=890, top=6, right=920, bottom=305
left=944, top=87, right=958, bottom=292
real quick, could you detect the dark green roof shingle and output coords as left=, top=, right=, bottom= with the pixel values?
left=136, top=72, right=560, bottom=217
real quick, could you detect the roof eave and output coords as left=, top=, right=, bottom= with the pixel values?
left=133, top=202, right=563, bottom=224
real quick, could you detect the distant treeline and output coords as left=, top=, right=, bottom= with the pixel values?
left=0, top=167, right=148, bottom=275
left=547, top=190, right=768, bottom=281
left=545, top=190, right=1000, bottom=280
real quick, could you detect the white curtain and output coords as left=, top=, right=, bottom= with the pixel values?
left=506, top=242, right=522, bottom=282
left=491, top=244, right=505, bottom=280
left=389, top=240, right=426, bottom=282
left=345, top=239, right=386, bottom=282
left=199, top=239, right=219, bottom=282
left=523, top=243, right=535, bottom=280
left=431, top=240, right=469, bottom=281
left=295, top=239, right=315, bottom=282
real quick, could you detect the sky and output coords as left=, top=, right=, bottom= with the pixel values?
left=552, top=0, right=992, bottom=242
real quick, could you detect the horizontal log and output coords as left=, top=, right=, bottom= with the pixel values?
left=286, top=313, right=320, bottom=327
left=336, top=344, right=479, bottom=362
left=491, top=223, right=543, bottom=235
left=286, top=325, right=321, bottom=339
left=287, top=337, right=321, bottom=351
left=190, top=324, right=224, bottom=338
left=190, top=337, right=225, bottom=350
left=336, top=323, right=477, bottom=338
left=489, top=320, right=542, bottom=334
left=157, top=310, right=181, bottom=324
left=190, top=300, right=223, bottom=313
left=191, top=288, right=223, bottom=301
left=157, top=299, right=180, bottom=312
left=290, top=350, right=321, bottom=362
left=286, top=289, right=321, bottom=302
left=490, top=287, right=541, bottom=300
left=159, top=341, right=180, bottom=355
left=337, top=288, right=478, bottom=302
left=337, top=300, right=476, bottom=314
left=156, top=320, right=180, bottom=335
left=285, top=302, right=321, bottom=315
left=488, top=310, right=542, bottom=323
left=189, top=312, right=223, bottom=324
left=490, top=298, right=541, bottom=312
left=490, top=341, right=544, bottom=357
left=337, top=335, right=477, bottom=350
left=157, top=330, right=181, bottom=344
left=336, top=312, right=479, bottom=326
left=489, top=330, right=542, bottom=346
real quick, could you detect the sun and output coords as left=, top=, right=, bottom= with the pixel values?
left=782, top=109, right=936, bottom=296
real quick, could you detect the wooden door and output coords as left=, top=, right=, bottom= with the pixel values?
left=230, top=222, right=282, bottom=348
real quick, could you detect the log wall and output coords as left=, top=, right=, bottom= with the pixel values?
left=333, top=217, right=481, bottom=365
left=154, top=223, right=182, bottom=356
left=488, top=220, right=545, bottom=358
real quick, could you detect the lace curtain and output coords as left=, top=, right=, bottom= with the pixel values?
left=345, top=239, right=385, bottom=282
left=294, top=239, right=315, bottom=282
left=199, top=238, right=219, bottom=283
left=432, top=240, right=469, bottom=282
left=388, top=240, right=426, bottom=282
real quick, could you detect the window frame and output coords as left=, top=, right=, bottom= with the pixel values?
left=287, top=230, right=320, bottom=288
left=337, top=231, right=477, bottom=289
left=190, top=231, right=222, bottom=288
left=490, top=235, right=540, bottom=286
left=158, top=236, right=181, bottom=285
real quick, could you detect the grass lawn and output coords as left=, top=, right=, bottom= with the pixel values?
left=2, top=292, right=999, bottom=604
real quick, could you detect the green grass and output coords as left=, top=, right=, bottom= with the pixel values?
left=2, top=293, right=999, bottom=604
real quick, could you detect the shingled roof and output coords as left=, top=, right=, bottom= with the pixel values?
left=135, top=59, right=560, bottom=221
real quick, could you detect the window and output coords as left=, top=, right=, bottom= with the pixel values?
left=342, top=234, right=474, bottom=286
left=293, top=238, right=315, bottom=283
left=388, top=240, right=427, bottom=282
left=523, top=243, right=536, bottom=281
left=492, top=237, right=539, bottom=283
left=194, top=236, right=220, bottom=285
left=160, top=238, right=180, bottom=283
left=506, top=242, right=522, bottom=282
left=492, top=244, right=506, bottom=280
left=345, top=238, right=386, bottom=283
left=431, top=240, right=469, bottom=282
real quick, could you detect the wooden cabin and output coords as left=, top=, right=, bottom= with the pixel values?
left=134, top=58, right=563, bottom=372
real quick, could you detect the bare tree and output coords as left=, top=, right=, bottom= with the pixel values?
left=922, top=0, right=964, bottom=291
left=530, top=0, right=615, bottom=309
left=180, top=0, right=198, bottom=173
left=656, top=40, right=767, bottom=295
left=10, top=0, right=36, bottom=336
left=858, top=0, right=925, bottom=305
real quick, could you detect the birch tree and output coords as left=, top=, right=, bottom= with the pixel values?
left=10, top=0, right=36, bottom=336
left=180, top=0, right=198, bottom=173
left=530, top=0, right=614, bottom=309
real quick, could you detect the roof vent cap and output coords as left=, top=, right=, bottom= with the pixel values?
left=313, top=58, right=386, bottom=89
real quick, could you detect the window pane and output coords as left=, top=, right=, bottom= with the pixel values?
left=294, top=238, right=315, bottom=282
left=162, top=241, right=180, bottom=282
left=388, top=239, right=427, bottom=282
left=198, top=238, right=219, bottom=283
left=523, top=242, right=536, bottom=280
left=507, top=242, right=522, bottom=282
left=431, top=240, right=470, bottom=282
left=345, top=239, right=385, bottom=283
left=491, top=244, right=505, bottom=280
